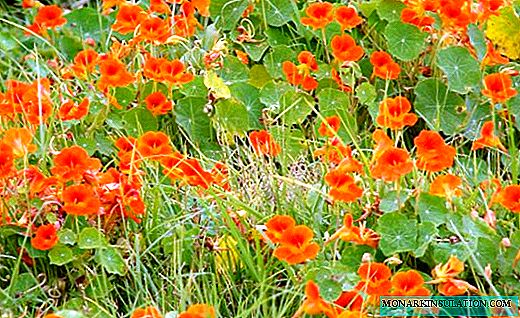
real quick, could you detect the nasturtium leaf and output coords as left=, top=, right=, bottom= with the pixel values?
left=248, top=64, right=272, bottom=88
left=317, top=88, right=357, bottom=142
left=264, top=0, right=294, bottom=26
left=414, top=222, right=438, bottom=258
left=214, top=99, right=250, bottom=135
left=175, top=97, right=214, bottom=144
left=384, top=21, right=427, bottom=61
left=447, top=214, right=496, bottom=239
left=97, top=247, right=126, bottom=275
left=180, top=76, right=208, bottom=98
left=264, top=45, right=295, bottom=78
left=219, top=56, right=249, bottom=85
left=123, top=107, right=158, bottom=136
left=270, top=127, right=307, bottom=163
left=467, top=24, right=488, bottom=62
left=376, top=0, right=406, bottom=21
left=265, top=27, right=292, bottom=47
left=204, top=70, right=231, bottom=99
left=340, top=245, right=375, bottom=269
left=230, top=83, right=263, bottom=129
left=58, top=229, right=77, bottom=245
left=486, top=6, right=520, bottom=59
left=414, top=79, right=467, bottom=135
left=417, top=193, right=449, bottom=226
left=242, top=41, right=270, bottom=62
left=57, top=35, right=83, bottom=61
left=433, top=242, right=470, bottom=263
left=211, top=0, right=249, bottom=31
left=49, top=245, right=74, bottom=266
left=75, top=137, right=97, bottom=156
left=54, top=310, right=86, bottom=318
left=356, top=82, right=377, bottom=104
left=474, top=237, right=500, bottom=270
left=376, top=213, right=418, bottom=255
left=65, top=7, right=110, bottom=42
left=379, top=190, right=409, bottom=213
left=259, top=81, right=293, bottom=111
left=317, top=279, right=343, bottom=303
left=436, top=46, right=481, bottom=94
left=78, top=227, right=106, bottom=249
left=279, top=90, right=314, bottom=125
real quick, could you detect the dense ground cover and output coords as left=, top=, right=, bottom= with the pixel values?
left=1, top=0, right=520, bottom=317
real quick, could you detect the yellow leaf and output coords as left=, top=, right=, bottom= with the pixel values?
left=204, top=70, right=231, bottom=99
left=486, top=6, right=520, bottom=59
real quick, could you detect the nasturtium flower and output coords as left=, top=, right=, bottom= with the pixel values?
left=296, top=281, right=336, bottom=317
left=273, top=225, right=320, bottom=265
left=391, top=270, right=430, bottom=296
left=429, top=174, right=462, bottom=198
left=497, top=185, right=520, bottom=213
left=300, top=2, right=335, bottom=30
left=376, top=96, right=417, bottom=130
left=370, top=51, right=401, bottom=80
left=178, top=304, right=216, bottom=318
left=414, top=130, right=456, bottom=172
left=331, top=34, right=365, bottom=63
left=370, top=147, right=413, bottom=182
left=112, top=4, right=147, bottom=34
left=482, top=73, right=517, bottom=104
left=150, top=0, right=171, bottom=14
left=131, top=306, right=163, bottom=318
left=282, top=51, right=319, bottom=91
left=471, top=121, right=507, bottom=151
left=70, top=49, right=99, bottom=78
left=27, top=5, right=67, bottom=35
left=325, top=169, right=363, bottom=202
left=265, top=215, right=296, bottom=244
left=97, top=57, right=135, bottom=90
left=2, top=127, right=37, bottom=157
left=58, top=98, right=90, bottom=121
left=328, top=214, right=379, bottom=248
left=249, top=130, right=281, bottom=157
left=137, top=131, right=173, bottom=160
left=62, top=184, right=101, bottom=216
left=145, top=92, right=173, bottom=116
left=335, top=6, right=363, bottom=30
left=51, top=146, right=101, bottom=182
left=31, top=224, right=58, bottom=251
left=138, top=16, right=171, bottom=44
left=355, top=262, right=392, bottom=296
left=334, top=290, right=364, bottom=312
left=318, top=115, right=341, bottom=137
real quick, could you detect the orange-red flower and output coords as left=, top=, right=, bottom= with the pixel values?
left=325, top=169, right=363, bottom=202
left=331, top=34, right=364, bottom=63
left=273, top=225, right=320, bottom=265
left=97, top=57, right=135, bottom=90
left=150, top=0, right=171, bottom=14
left=301, top=2, right=335, bottom=30
left=249, top=130, right=281, bottom=157
left=391, top=270, right=430, bottom=296
left=355, top=262, right=392, bottom=297
left=298, top=281, right=336, bottom=317
left=27, top=5, right=67, bottom=35
left=145, top=92, right=173, bottom=116
left=138, top=16, right=171, bottom=44
left=2, top=127, right=37, bottom=158
left=414, top=130, right=456, bottom=172
left=314, top=137, right=356, bottom=165
left=282, top=51, right=319, bottom=91
left=51, top=146, right=101, bottom=182
left=318, top=116, right=342, bottom=137
left=172, top=11, right=199, bottom=38
left=429, top=255, right=477, bottom=296
left=471, top=121, right=507, bottom=151
left=429, top=174, right=462, bottom=198
left=160, top=59, right=194, bottom=86
left=58, top=98, right=90, bottom=121
left=376, top=96, right=418, bottom=130
left=334, top=290, right=364, bottom=312
left=328, top=214, right=380, bottom=248
left=370, top=51, right=401, bottom=80
left=178, top=304, right=215, bottom=318
left=497, top=185, right=520, bottom=213
left=31, top=224, right=58, bottom=251
left=131, top=306, right=163, bottom=318
left=482, top=41, right=509, bottom=66
left=265, top=215, right=296, bottom=244
left=482, top=73, right=518, bottom=104
left=335, top=6, right=363, bottom=30
left=62, top=184, right=101, bottom=216
left=370, top=147, right=413, bottom=182
left=112, top=4, right=147, bottom=34
left=70, top=49, right=99, bottom=78
left=137, top=131, right=173, bottom=160
left=371, top=129, right=393, bottom=161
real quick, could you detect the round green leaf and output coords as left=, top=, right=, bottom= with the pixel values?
left=259, top=81, right=292, bottom=110
left=417, top=193, right=449, bottom=226
left=49, top=245, right=74, bottom=266
left=264, top=0, right=295, bottom=26
left=78, top=227, right=106, bottom=249
left=279, top=91, right=314, bottom=125
left=414, top=79, right=467, bottom=135
left=317, top=88, right=357, bottom=142
left=384, top=21, right=428, bottom=61
left=58, top=229, right=77, bottom=246
left=230, top=83, right=263, bottom=129
left=97, top=247, right=126, bottom=276
left=214, top=99, right=250, bottom=135
left=123, top=107, right=158, bottom=136
left=175, top=97, right=214, bottom=144
left=264, top=45, right=295, bottom=78
left=376, top=0, right=406, bottom=21
left=413, top=222, right=438, bottom=258
left=436, top=46, right=482, bottom=94
left=376, top=213, right=418, bottom=256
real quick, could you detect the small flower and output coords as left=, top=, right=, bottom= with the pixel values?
left=482, top=73, right=517, bottom=104
left=471, top=121, right=507, bottom=151
left=391, top=270, right=430, bottom=296
left=376, top=96, right=417, bottom=130
left=414, top=130, right=456, bottom=172
left=31, top=224, right=58, bottom=251
left=273, top=225, right=320, bottom=265
left=249, top=130, right=281, bottom=157
left=335, top=6, right=363, bottom=30
left=370, top=51, right=401, bottom=80
left=429, top=174, right=463, bottom=198
left=62, top=184, right=101, bottom=216
left=178, top=304, right=216, bottom=318
left=131, top=306, right=163, bottom=318
left=370, top=147, right=413, bottom=182
left=300, top=2, right=335, bottom=30
left=331, top=34, right=365, bottom=63
left=318, top=115, right=341, bottom=137
left=145, top=92, right=173, bottom=116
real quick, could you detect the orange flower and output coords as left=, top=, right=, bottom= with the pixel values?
left=70, top=49, right=99, bottom=78
left=472, top=121, right=507, bottom=151
left=178, top=304, right=216, bottom=318
left=482, top=41, right=509, bottom=66
left=334, top=290, right=364, bottom=312
left=173, top=12, right=199, bottom=38
left=211, top=162, right=230, bottom=191
left=437, top=279, right=476, bottom=296
left=273, top=225, right=320, bottom=264
left=335, top=6, right=363, bottom=30
left=314, top=138, right=355, bottom=165
left=331, top=68, right=352, bottom=92
left=371, top=129, right=393, bottom=161
left=370, top=147, right=413, bottom=182
left=282, top=51, right=319, bottom=91
left=331, top=34, right=365, bottom=63
left=177, top=158, right=214, bottom=189
left=51, top=146, right=101, bottom=182
left=97, top=57, right=135, bottom=90
left=432, top=255, right=465, bottom=280
left=58, top=98, right=90, bottom=121
left=2, top=127, right=37, bottom=158
left=265, top=215, right=296, bottom=244
left=497, top=185, right=520, bottom=213
left=328, top=214, right=380, bottom=248
left=414, top=130, right=456, bottom=172
left=355, top=262, right=392, bottom=296
left=137, top=131, right=173, bottom=160
left=150, top=0, right=171, bottom=14
left=318, top=115, right=342, bottom=137
left=301, top=2, right=335, bottom=29
left=235, top=50, right=249, bottom=64
left=143, top=56, right=166, bottom=82
left=376, top=96, right=418, bottom=130
left=27, top=5, right=67, bottom=34
left=42, top=314, right=63, bottom=318
left=31, top=224, right=58, bottom=251
left=482, top=73, right=518, bottom=104
left=391, top=270, right=430, bottom=296
left=249, top=130, right=281, bottom=157
left=160, top=59, right=194, bottom=86
left=429, top=174, right=462, bottom=197
left=145, top=92, right=173, bottom=116
left=138, top=16, right=171, bottom=44
left=298, top=281, right=336, bottom=317
left=112, top=4, right=147, bottom=34
left=370, top=51, right=401, bottom=80
left=62, top=184, right=101, bottom=216
left=131, top=306, right=163, bottom=318
left=438, top=0, right=475, bottom=30
left=324, top=169, right=363, bottom=202
left=401, top=8, right=435, bottom=28
left=22, top=0, right=35, bottom=8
